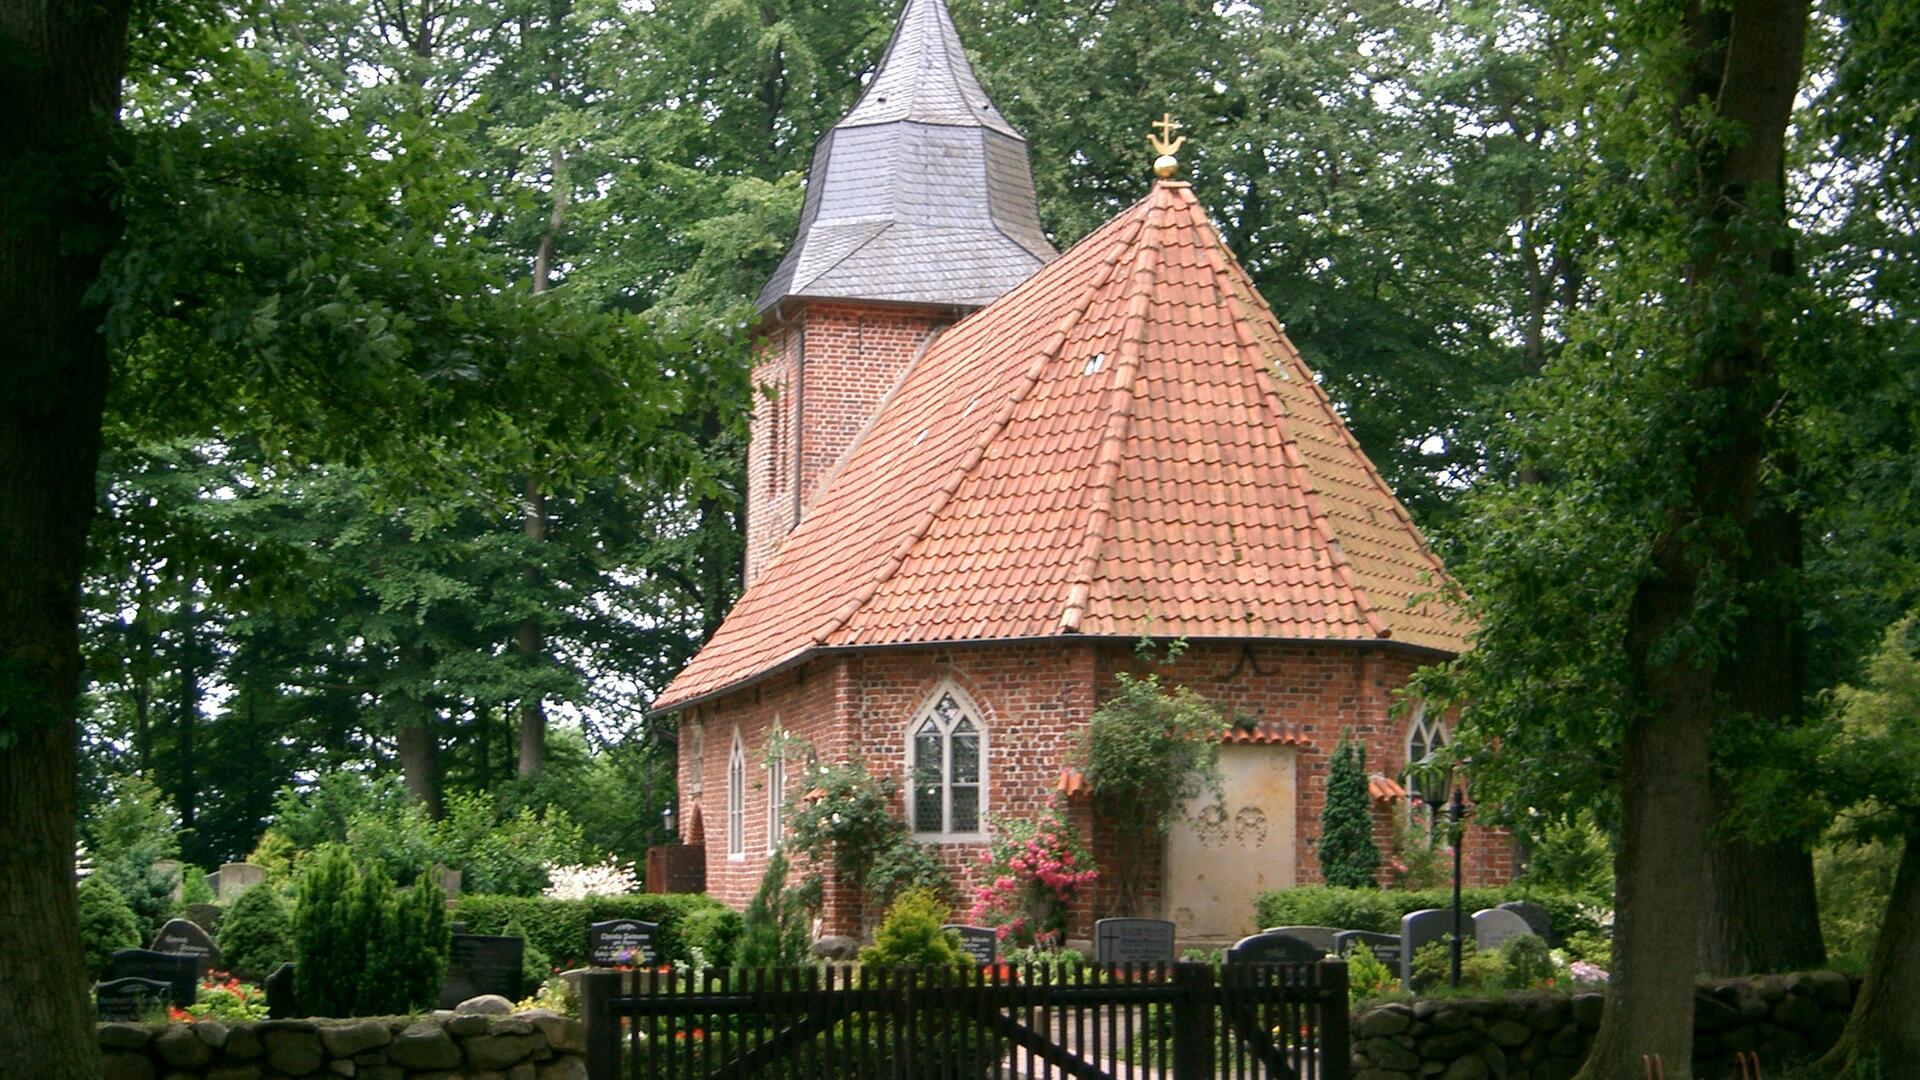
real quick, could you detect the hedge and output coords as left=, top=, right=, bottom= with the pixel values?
left=453, top=893, right=742, bottom=971
left=1253, top=886, right=1601, bottom=941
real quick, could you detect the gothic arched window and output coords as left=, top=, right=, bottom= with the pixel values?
left=1404, top=707, right=1451, bottom=808
left=908, top=688, right=985, bottom=838
left=765, top=724, right=787, bottom=853
left=726, top=730, right=746, bottom=858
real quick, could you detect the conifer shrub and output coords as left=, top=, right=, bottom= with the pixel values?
left=293, top=845, right=363, bottom=1017
left=294, top=846, right=449, bottom=1016
left=738, top=851, right=811, bottom=968
left=77, top=874, right=142, bottom=980
left=216, top=880, right=293, bottom=981
left=1318, top=733, right=1380, bottom=888
left=1499, top=933, right=1555, bottom=989
left=387, top=876, right=450, bottom=1011
left=859, top=888, right=966, bottom=968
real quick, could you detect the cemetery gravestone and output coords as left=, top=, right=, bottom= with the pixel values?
left=1093, top=918, right=1177, bottom=966
left=439, top=933, right=525, bottom=1008
left=1263, top=925, right=1341, bottom=952
left=154, top=859, right=185, bottom=903
left=1498, top=900, right=1559, bottom=946
left=1399, top=908, right=1454, bottom=988
left=265, top=962, right=301, bottom=1019
left=184, top=903, right=225, bottom=934
left=217, top=862, right=267, bottom=903
left=435, top=864, right=462, bottom=899
left=1472, top=907, right=1533, bottom=951
left=587, top=919, right=659, bottom=966
left=95, top=977, right=172, bottom=1021
left=941, top=925, right=998, bottom=966
left=152, top=917, right=222, bottom=975
left=1333, top=930, right=1403, bottom=974
left=108, top=949, right=198, bottom=1008
left=1225, top=931, right=1327, bottom=964
left=203, top=870, right=221, bottom=897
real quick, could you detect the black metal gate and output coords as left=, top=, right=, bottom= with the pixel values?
left=580, top=960, right=1349, bottom=1079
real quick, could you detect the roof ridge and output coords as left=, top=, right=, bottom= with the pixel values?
left=788, top=221, right=894, bottom=299
left=1059, top=190, right=1171, bottom=633
left=806, top=206, right=1155, bottom=648
left=1192, top=203, right=1393, bottom=640
left=1211, top=240, right=1453, bottom=587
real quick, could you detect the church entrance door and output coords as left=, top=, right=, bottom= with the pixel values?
left=1164, top=744, right=1297, bottom=943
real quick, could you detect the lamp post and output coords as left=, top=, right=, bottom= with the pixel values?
left=1448, top=785, right=1472, bottom=988
left=661, top=804, right=677, bottom=843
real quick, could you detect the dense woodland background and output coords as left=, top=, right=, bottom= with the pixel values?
left=5, top=0, right=1909, bottom=1071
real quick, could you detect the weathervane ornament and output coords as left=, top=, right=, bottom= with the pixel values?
left=1148, top=112, right=1186, bottom=178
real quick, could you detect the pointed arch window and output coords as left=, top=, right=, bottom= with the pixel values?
left=765, top=726, right=787, bottom=853
left=909, top=689, right=985, bottom=838
left=1404, top=706, right=1451, bottom=809
left=726, top=730, right=746, bottom=858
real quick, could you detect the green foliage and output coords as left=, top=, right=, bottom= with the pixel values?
left=506, top=919, right=553, bottom=994
left=1499, top=934, right=1556, bottom=990
left=1345, top=942, right=1399, bottom=1003
left=215, top=882, right=293, bottom=982
left=451, top=893, right=738, bottom=971
left=1319, top=734, right=1381, bottom=888
left=739, top=852, right=811, bottom=969
left=1385, top=810, right=1446, bottom=890
left=292, top=846, right=361, bottom=1017
left=967, top=798, right=1098, bottom=949
left=388, top=877, right=451, bottom=1012
left=859, top=889, right=966, bottom=969
left=76, top=875, right=142, bottom=981
left=180, top=868, right=215, bottom=906
left=81, top=772, right=183, bottom=941
left=293, top=847, right=446, bottom=1016
left=1517, top=812, right=1615, bottom=899
left=1001, top=944, right=1086, bottom=981
left=1814, top=837, right=1898, bottom=968
left=1562, top=930, right=1613, bottom=967
left=1410, top=937, right=1500, bottom=991
left=1253, top=886, right=1599, bottom=942
left=783, top=758, right=949, bottom=921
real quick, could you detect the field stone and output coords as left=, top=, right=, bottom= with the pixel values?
left=1365, top=1037, right=1422, bottom=1070
left=191, top=1020, right=229, bottom=1050
left=261, top=1027, right=324, bottom=1075
left=101, top=1053, right=157, bottom=1080
left=1355, top=1005, right=1414, bottom=1038
left=1693, top=992, right=1740, bottom=1031
left=447, top=1012, right=493, bottom=1037
left=1773, top=992, right=1822, bottom=1032
left=509, top=1064, right=538, bottom=1080
left=489, top=1015, right=536, bottom=1036
left=1422, top=1030, right=1486, bottom=1062
left=205, top=1066, right=262, bottom=1080
left=1441, top=1055, right=1487, bottom=1080
left=535, top=1061, right=588, bottom=1080
left=325, top=1061, right=354, bottom=1076
left=1805, top=969, right=1852, bottom=1009
left=1486, top=1019, right=1531, bottom=1047
left=320, top=1019, right=392, bottom=1057
left=387, top=1023, right=462, bottom=1071
left=356, top=1068, right=405, bottom=1080
left=98, top=1023, right=156, bottom=1051
left=1427, top=1008, right=1473, bottom=1034
left=222, top=1024, right=262, bottom=1059
left=529, top=1013, right=584, bottom=1055
left=457, top=993, right=516, bottom=1015
left=1571, top=993, right=1605, bottom=1029
left=155, top=1024, right=215, bottom=1069
left=465, top=1033, right=540, bottom=1070
left=812, top=935, right=859, bottom=960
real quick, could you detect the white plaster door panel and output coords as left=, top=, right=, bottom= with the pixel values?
left=1164, top=744, right=1298, bottom=941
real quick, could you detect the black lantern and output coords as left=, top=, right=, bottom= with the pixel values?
left=1447, top=785, right=1473, bottom=988
left=662, top=803, right=678, bottom=841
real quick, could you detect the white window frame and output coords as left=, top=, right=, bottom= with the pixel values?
left=765, top=724, right=787, bottom=853
left=906, top=683, right=987, bottom=841
left=726, top=729, right=746, bottom=859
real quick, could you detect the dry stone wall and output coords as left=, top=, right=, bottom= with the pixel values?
left=94, top=1010, right=585, bottom=1080
left=1349, top=970, right=1858, bottom=1080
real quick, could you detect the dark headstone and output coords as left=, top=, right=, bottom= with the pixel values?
left=152, top=917, right=222, bottom=975
left=1471, top=907, right=1532, bottom=951
left=1333, top=929, right=1404, bottom=973
left=184, top=903, right=225, bottom=934
left=1400, top=908, right=1454, bottom=988
left=1497, top=900, right=1560, bottom=946
left=1093, top=918, right=1176, bottom=965
left=95, top=977, right=172, bottom=1021
left=1225, top=931, right=1327, bottom=964
left=587, top=919, right=659, bottom=966
left=265, top=962, right=301, bottom=1019
left=439, top=933, right=524, bottom=1008
left=1263, top=925, right=1341, bottom=952
left=108, top=949, right=197, bottom=1008
left=941, top=925, right=998, bottom=966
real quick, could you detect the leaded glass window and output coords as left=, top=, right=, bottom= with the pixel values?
left=726, top=732, right=746, bottom=857
left=1404, top=708, right=1450, bottom=808
left=909, top=691, right=984, bottom=837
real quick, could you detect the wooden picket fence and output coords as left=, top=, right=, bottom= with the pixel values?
left=579, top=959, right=1349, bottom=1080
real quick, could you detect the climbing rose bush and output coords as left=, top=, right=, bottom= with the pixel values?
left=968, top=797, right=1098, bottom=949
left=542, top=859, right=639, bottom=900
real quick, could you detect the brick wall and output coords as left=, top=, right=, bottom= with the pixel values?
left=677, top=638, right=1510, bottom=939
left=744, top=301, right=959, bottom=585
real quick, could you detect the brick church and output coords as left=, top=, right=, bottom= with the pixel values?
left=654, top=0, right=1509, bottom=941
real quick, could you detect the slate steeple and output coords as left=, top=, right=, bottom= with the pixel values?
left=755, top=0, right=1055, bottom=313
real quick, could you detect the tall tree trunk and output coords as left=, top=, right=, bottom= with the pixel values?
left=1576, top=2, right=1808, bottom=1077
left=396, top=715, right=442, bottom=818
left=175, top=604, right=199, bottom=829
left=0, top=3, right=131, bottom=1076
left=516, top=145, right=566, bottom=779
left=1819, top=830, right=1920, bottom=1074
left=1702, top=500, right=1825, bottom=974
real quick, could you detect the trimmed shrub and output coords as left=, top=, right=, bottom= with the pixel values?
left=1319, top=734, right=1380, bottom=888
left=860, top=888, right=965, bottom=968
left=739, top=852, right=811, bottom=968
left=452, top=892, right=739, bottom=970
left=680, top=904, right=743, bottom=968
left=1253, top=885, right=1599, bottom=941
left=387, top=876, right=450, bottom=1010
left=216, top=881, right=294, bottom=981
left=78, top=874, right=142, bottom=980
left=295, top=847, right=449, bottom=1016
left=1500, top=933, right=1555, bottom=989
left=294, top=846, right=363, bottom=1017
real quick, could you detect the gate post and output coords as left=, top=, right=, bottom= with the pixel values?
left=1319, top=958, right=1352, bottom=1080
left=581, top=969, right=620, bottom=1080
left=1171, top=961, right=1214, bottom=1080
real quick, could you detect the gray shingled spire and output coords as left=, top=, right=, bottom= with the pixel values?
left=755, top=0, right=1055, bottom=313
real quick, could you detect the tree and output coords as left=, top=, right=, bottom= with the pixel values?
left=1319, top=735, right=1381, bottom=889
left=216, top=882, right=294, bottom=983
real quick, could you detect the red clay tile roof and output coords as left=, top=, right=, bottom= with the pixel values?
left=656, top=181, right=1467, bottom=712
left=1369, top=773, right=1409, bottom=801
left=1221, top=721, right=1311, bottom=746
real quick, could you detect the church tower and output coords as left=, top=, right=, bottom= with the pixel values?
left=745, top=0, right=1054, bottom=585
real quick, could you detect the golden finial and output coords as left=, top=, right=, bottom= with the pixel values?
left=1147, top=112, right=1186, bottom=178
